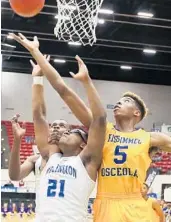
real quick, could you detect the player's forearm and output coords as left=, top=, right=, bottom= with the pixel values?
left=31, top=48, right=66, bottom=95
left=9, top=138, right=22, bottom=181
left=60, top=88, right=92, bottom=128
left=159, top=214, right=165, bottom=222
left=83, top=78, right=106, bottom=120
left=151, top=132, right=171, bottom=152
left=160, top=142, right=171, bottom=152
left=153, top=203, right=165, bottom=222
left=32, top=84, right=46, bottom=119
left=31, top=49, right=92, bottom=128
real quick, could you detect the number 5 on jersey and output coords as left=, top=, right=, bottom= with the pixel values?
left=47, top=179, right=65, bottom=197
left=114, top=145, right=128, bottom=164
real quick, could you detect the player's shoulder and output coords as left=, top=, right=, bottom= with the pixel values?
left=149, top=197, right=158, bottom=204
left=135, top=128, right=151, bottom=139
left=107, top=121, right=113, bottom=128
left=106, top=122, right=115, bottom=132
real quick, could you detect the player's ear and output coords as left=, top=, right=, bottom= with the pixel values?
left=80, top=142, right=86, bottom=150
left=134, top=109, right=141, bottom=118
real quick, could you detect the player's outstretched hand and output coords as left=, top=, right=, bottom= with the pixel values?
left=69, top=55, right=90, bottom=83
left=30, top=55, right=50, bottom=77
left=11, top=114, right=26, bottom=140
left=9, top=33, right=39, bottom=52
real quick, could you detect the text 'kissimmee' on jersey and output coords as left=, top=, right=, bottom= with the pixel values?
left=97, top=122, right=151, bottom=198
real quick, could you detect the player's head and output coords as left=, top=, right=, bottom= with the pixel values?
left=141, top=183, right=149, bottom=197
left=21, top=202, right=25, bottom=207
left=48, top=119, right=69, bottom=145
left=113, top=92, right=148, bottom=124
left=149, top=146, right=159, bottom=159
left=59, top=128, right=88, bottom=156
left=160, top=200, right=165, bottom=207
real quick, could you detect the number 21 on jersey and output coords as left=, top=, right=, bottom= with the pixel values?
left=47, top=179, right=65, bottom=197
left=114, top=145, right=128, bottom=164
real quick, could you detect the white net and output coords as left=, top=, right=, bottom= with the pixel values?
left=54, top=0, right=104, bottom=46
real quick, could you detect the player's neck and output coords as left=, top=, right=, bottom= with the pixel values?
left=62, top=147, right=81, bottom=157
left=48, top=144, right=60, bottom=155
left=115, top=118, right=136, bottom=132
left=144, top=195, right=148, bottom=201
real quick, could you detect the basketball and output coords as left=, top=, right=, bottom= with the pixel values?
left=9, top=0, right=45, bottom=17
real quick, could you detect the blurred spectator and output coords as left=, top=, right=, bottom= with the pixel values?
left=147, top=187, right=157, bottom=199
left=87, top=205, right=92, bottom=214
left=10, top=203, right=18, bottom=216
left=1, top=203, right=9, bottom=217
left=27, top=203, right=35, bottom=218
left=29, top=203, right=34, bottom=213
left=160, top=200, right=165, bottom=208
left=18, top=202, right=27, bottom=217
left=163, top=202, right=169, bottom=212
left=165, top=205, right=171, bottom=222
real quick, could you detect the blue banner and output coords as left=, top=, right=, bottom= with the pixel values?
left=1, top=186, right=17, bottom=192
left=106, top=104, right=115, bottom=109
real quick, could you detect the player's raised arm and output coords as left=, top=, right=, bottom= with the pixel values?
left=9, top=33, right=92, bottom=129
left=9, top=115, right=38, bottom=180
left=150, top=132, right=171, bottom=152
left=31, top=56, right=56, bottom=159
left=71, top=56, right=107, bottom=180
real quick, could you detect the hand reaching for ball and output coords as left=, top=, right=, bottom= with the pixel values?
left=69, top=55, right=90, bottom=83
left=9, top=33, right=39, bottom=53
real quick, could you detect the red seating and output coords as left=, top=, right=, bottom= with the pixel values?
left=152, top=151, right=171, bottom=173
left=2, top=120, right=171, bottom=172
left=2, top=121, right=35, bottom=164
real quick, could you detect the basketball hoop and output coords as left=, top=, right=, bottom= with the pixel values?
left=54, top=0, right=104, bottom=46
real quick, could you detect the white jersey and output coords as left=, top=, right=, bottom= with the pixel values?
left=35, top=153, right=95, bottom=222
left=35, top=156, right=42, bottom=186
left=35, top=155, right=42, bottom=211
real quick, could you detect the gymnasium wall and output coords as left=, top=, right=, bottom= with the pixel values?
left=1, top=169, right=35, bottom=190
left=2, top=72, right=171, bottom=130
left=151, top=175, right=171, bottom=200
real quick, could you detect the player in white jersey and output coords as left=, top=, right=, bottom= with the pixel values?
left=8, top=50, right=90, bottom=184
left=9, top=117, right=69, bottom=182
left=8, top=59, right=70, bottom=213
left=8, top=52, right=92, bottom=216
left=9, top=115, right=70, bottom=211
left=8, top=56, right=70, bottom=202
left=34, top=59, right=106, bottom=221
left=12, top=35, right=106, bottom=222
left=10, top=33, right=107, bottom=221
left=8, top=54, right=70, bottom=184
left=36, top=128, right=94, bottom=222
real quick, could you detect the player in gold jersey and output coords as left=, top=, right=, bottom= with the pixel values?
left=141, top=183, right=165, bottom=222
left=93, top=93, right=171, bottom=222
left=10, top=33, right=171, bottom=222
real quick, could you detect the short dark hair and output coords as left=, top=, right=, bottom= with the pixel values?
left=70, top=128, right=88, bottom=144
left=123, top=92, right=148, bottom=120
left=149, top=146, right=159, bottom=155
